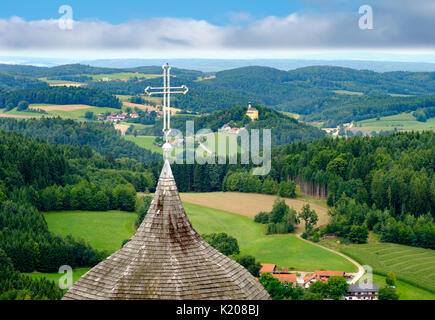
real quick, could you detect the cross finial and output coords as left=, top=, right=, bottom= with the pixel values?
left=144, top=63, right=188, bottom=150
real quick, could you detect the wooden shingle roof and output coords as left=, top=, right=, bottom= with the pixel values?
left=63, top=160, right=270, bottom=300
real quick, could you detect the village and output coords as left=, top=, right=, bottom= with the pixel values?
left=258, top=264, right=379, bottom=300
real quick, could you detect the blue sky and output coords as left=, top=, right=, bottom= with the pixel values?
left=0, top=1, right=348, bottom=24
left=0, top=0, right=434, bottom=61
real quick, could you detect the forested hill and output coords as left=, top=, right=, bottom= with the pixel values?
left=0, top=63, right=202, bottom=80
left=156, top=105, right=326, bottom=146
left=85, top=64, right=435, bottom=124
left=0, top=86, right=122, bottom=110
left=0, top=72, right=47, bottom=90
left=3, top=63, right=435, bottom=125
left=0, top=117, right=161, bottom=163
left=175, top=66, right=435, bottom=118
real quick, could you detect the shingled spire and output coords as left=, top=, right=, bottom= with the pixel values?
left=63, top=156, right=270, bottom=300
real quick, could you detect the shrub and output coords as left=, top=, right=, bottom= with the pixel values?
left=254, top=211, right=270, bottom=224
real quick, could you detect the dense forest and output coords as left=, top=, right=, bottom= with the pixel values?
left=0, top=72, right=47, bottom=90
left=0, top=118, right=160, bottom=163
left=0, top=127, right=159, bottom=299
left=168, top=131, right=435, bottom=249
left=0, top=86, right=121, bottom=111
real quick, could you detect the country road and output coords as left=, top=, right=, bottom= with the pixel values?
left=296, top=233, right=365, bottom=284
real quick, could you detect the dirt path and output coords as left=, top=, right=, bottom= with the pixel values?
left=296, top=234, right=365, bottom=283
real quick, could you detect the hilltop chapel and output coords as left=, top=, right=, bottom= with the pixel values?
left=63, top=65, right=270, bottom=300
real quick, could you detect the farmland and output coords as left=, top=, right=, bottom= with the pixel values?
left=44, top=210, right=137, bottom=253
left=124, top=135, right=162, bottom=154
left=90, top=72, right=160, bottom=80
left=44, top=204, right=356, bottom=272
left=321, top=239, right=435, bottom=294
left=1, top=104, right=121, bottom=120
left=179, top=192, right=329, bottom=232
left=356, top=112, right=435, bottom=133
left=365, top=274, right=435, bottom=300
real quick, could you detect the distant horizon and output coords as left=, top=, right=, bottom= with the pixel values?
left=2, top=55, right=435, bottom=73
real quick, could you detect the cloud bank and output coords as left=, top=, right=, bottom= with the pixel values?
left=0, top=0, right=433, bottom=53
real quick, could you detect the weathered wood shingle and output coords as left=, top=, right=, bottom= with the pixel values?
left=63, top=161, right=270, bottom=300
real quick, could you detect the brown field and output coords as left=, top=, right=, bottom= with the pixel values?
left=179, top=192, right=329, bottom=233
left=29, top=104, right=94, bottom=111
left=114, top=124, right=130, bottom=136
left=123, top=102, right=180, bottom=114
left=0, top=113, right=42, bottom=119
left=50, top=83, right=84, bottom=87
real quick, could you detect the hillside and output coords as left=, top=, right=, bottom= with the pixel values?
left=147, top=105, right=326, bottom=146
left=2, top=63, right=435, bottom=128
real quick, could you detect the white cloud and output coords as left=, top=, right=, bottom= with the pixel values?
left=0, top=1, right=433, bottom=55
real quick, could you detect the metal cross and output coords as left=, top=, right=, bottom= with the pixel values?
left=145, top=63, right=189, bottom=143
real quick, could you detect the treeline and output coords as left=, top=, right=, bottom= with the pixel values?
left=0, top=117, right=161, bottom=163
left=325, top=195, right=435, bottom=248
left=0, top=128, right=157, bottom=298
left=47, top=75, right=93, bottom=82
left=0, top=201, right=106, bottom=274
left=0, top=248, right=63, bottom=300
left=38, top=182, right=137, bottom=212
left=0, top=86, right=121, bottom=111
left=272, top=132, right=435, bottom=248
left=304, top=94, right=435, bottom=127
left=0, top=72, right=47, bottom=90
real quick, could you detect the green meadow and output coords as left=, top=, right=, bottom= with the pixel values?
left=337, top=242, right=435, bottom=294
left=44, top=210, right=137, bottom=253
left=184, top=202, right=356, bottom=272
left=357, top=112, right=435, bottom=132
left=124, top=135, right=162, bottom=154
left=44, top=204, right=356, bottom=272
left=365, top=274, right=435, bottom=300
left=24, top=268, right=90, bottom=286
left=91, top=73, right=160, bottom=80
left=3, top=104, right=121, bottom=120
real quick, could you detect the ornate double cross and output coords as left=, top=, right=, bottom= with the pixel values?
left=145, top=63, right=189, bottom=144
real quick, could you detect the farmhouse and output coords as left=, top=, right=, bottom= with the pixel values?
left=272, top=273, right=298, bottom=286
left=63, top=152, right=270, bottom=300
left=345, top=284, right=379, bottom=300
left=259, top=264, right=298, bottom=286
left=303, top=270, right=351, bottom=288
left=259, top=264, right=276, bottom=275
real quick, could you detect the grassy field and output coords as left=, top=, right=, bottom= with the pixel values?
left=356, top=112, right=435, bottom=132
left=44, top=205, right=355, bottom=272
left=365, top=274, right=435, bottom=300
left=91, top=73, right=160, bottom=80
left=124, top=135, right=162, bottom=154
left=44, top=210, right=137, bottom=253
left=2, top=104, right=121, bottom=120
left=179, top=192, right=329, bottom=233
left=332, top=90, right=364, bottom=96
left=23, top=268, right=90, bottom=285
left=185, top=203, right=355, bottom=271
left=320, top=239, right=435, bottom=295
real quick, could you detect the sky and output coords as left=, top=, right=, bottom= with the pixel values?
left=0, top=0, right=434, bottom=62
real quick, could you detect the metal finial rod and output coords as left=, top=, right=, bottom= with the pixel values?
left=144, top=63, right=189, bottom=147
